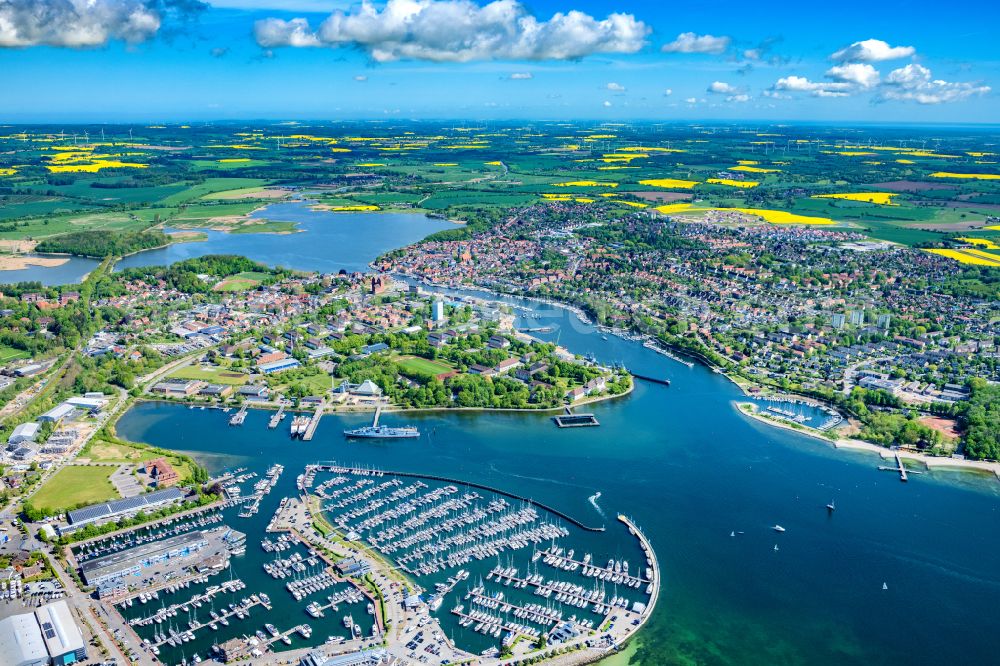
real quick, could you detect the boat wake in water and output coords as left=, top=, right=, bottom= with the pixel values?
left=589, top=491, right=605, bottom=518
left=487, top=462, right=587, bottom=489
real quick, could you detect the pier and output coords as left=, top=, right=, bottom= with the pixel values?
left=268, top=405, right=285, bottom=429
left=301, top=405, right=324, bottom=441
left=310, top=464, right=605, bottom=532
left=147, top=596, right=267, bottom=649
left=228, top=404, right=248, bottom=426
left=879, top=452, right=920, bottom=482
left=450, top=606, right=540, bottom=641
left=127, top=579, right=247, bottom=626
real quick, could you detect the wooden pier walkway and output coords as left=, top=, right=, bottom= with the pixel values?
left=878, top=452, right=911, bottom=482
left=301, top=405, right=324, bottom=441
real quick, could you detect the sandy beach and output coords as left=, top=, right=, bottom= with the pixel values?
left=0, top=253, right=70, bottom=271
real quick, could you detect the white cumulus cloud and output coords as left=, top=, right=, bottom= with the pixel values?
left=663, top=88, right=672, bottom=96
left=825, top=63, right=880, bottom=89
left=254, top=0, right=649, bottom=62
left=662, top=31, right=730, bottom=55
left=509, top=71, right=533, bottom=79
left=831, top=38, right=915, bottom=63
left=879, top=64, right=991, bottom=104
left=606, top=82, right=625, bottom=92
left=0, top=0, right=203, bottom=48
left=771, top=75, right=851, bottom=97
left=707, top=81, right=739, bottom=94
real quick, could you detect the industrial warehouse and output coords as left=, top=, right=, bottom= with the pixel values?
left=0, top=600, right=87, bottom=666
left=65, top=487, right=186, bottom=530
left=80, top=530, right=210, bottom=587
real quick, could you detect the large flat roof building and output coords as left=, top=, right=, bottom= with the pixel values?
left=0, top=600, right=86, bottom=666
left=80, top=530, right=208, bottom=587
left=66, top=487, right=185, bottom=528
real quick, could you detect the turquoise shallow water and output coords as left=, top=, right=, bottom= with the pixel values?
left=117, top=293, right=1000, bottom=666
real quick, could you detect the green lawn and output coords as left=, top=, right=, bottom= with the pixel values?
left=157, top=178, right=268, bottom=206
left=228, top=220, right=298, bottom=234
left=397, top=355, right=454, bottom=376
left=0, top=344, right=30, bottom=362
left=169, top=364, right=249, bottom=385
left=32, top=466, right=119, bottom=512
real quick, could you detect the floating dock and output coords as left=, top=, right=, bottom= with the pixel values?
left=552, top=406, right=599, bottom=428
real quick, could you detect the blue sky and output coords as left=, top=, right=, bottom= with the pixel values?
left=1, top=0, right=998, bottom=122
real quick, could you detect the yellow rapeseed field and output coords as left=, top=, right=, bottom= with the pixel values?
left=638, top=178, right=698, bottom=189
left=553, top=181, right=619, bottom=188
left=730, top=165, right=778, bottom=173
left=925, top=249, right=1000, bottom=266
left=931, top=172, right=1000, bottom=180
left=728, top=208, right=835, bottom=225
left=813, top=192, right=898, bottom=205
left=654, top=203, right=694, bottom=214
left=0, top=168, right=17, bottom=176
left=707, top=178, right=759, bottom=188
left=957, top=237, right=1000, bottom=250
left=218, top=158, right=251, bottom=163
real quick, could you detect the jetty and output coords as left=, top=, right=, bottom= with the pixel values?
left=268, top=405, right=285, bottom=429
left=879, top=452, right=921, bottom=482
left=146, top=596, right=267, bottom=649
left=228, top=404, right=247, bottom=426
left=301, top=405, right=324, bottom=441
left=630, top=372, right=671, bottom=386
left=552, top=406, right=599, bottom=428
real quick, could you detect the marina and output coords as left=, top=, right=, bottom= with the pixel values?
left=111, top=281, right=1000, bottom=666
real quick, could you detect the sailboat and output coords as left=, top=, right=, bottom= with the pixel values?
left=826, top=500, right=836, bottom=512
left=773, top=544, right=779, bottom=552
left=729, top=531, right=735, bottom=537
left=882, top=582, right=888, bottom=590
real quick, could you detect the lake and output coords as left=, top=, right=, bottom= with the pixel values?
left=0, top=254, right=100, bottom=286
left=115, top=202, right=456, bottom=274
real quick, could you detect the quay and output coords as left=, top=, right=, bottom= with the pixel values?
left=268, top=405, right=285, bottom=429
left=310, top=464, right=605, bottom=532
left=301, top=405, right=324, bottom=441
left=552, top=407, right=599, bottom=428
